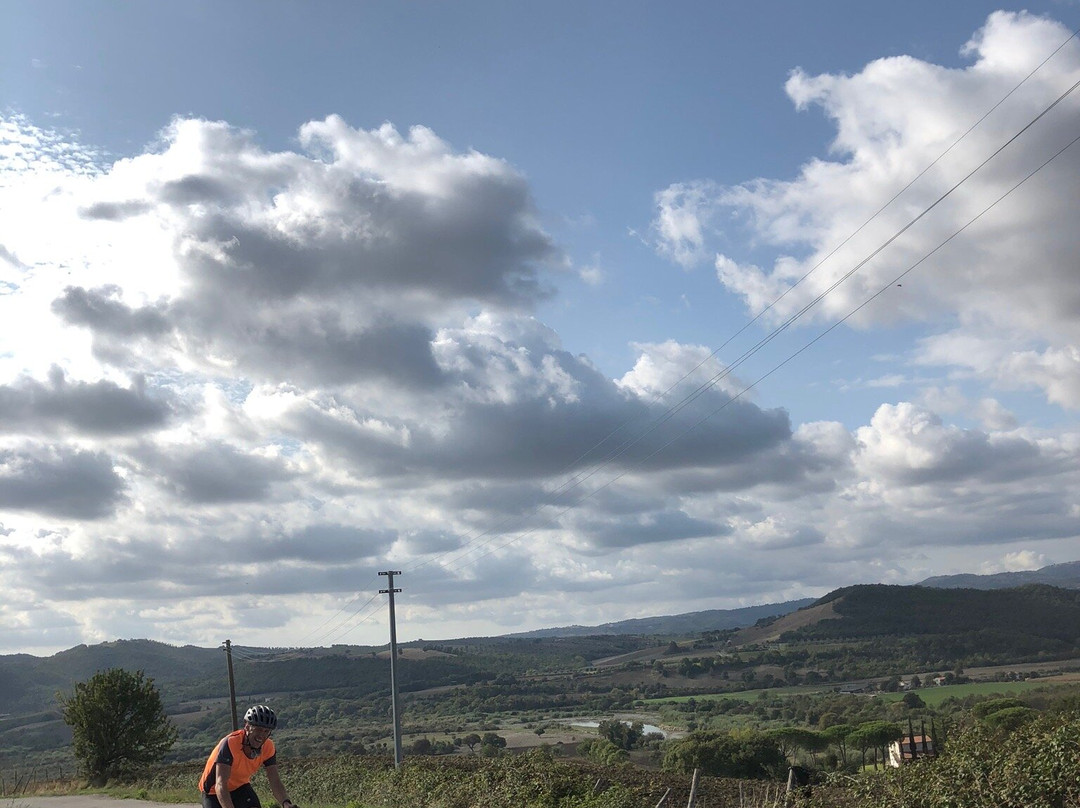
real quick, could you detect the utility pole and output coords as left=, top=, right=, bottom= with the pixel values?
left=379, top=570, right=403, bottom=768
left=223, top=639, right=238, bottom=731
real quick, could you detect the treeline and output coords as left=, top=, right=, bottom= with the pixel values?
left=410, top=675, right=642, bottom=717
left=651, top=634, right=1075, bottom=686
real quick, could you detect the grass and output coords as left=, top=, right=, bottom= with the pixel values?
left=11, top=753, right=826, bottom=808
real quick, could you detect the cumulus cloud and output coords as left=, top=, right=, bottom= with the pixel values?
left=834, top=402, right=1080, bottom=552
left=0, top=443, right=126, bottom=519
left=652, top=11, right=1080, bottom=408
left=980, top=550, right=1046, bottom=573
left=0, top=366, right=174, bottom=435
left=32, top=116, right=562, bottom=391
left=138, top=441, right=295, bottom=505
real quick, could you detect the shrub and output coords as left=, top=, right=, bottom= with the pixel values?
left=846, top=707, right=1080, bottom=808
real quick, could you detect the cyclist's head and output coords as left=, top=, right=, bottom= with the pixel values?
left=244, top=704, right=277, bottom=731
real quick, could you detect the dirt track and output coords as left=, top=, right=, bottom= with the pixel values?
left=6, top=797, right=196, bottom=808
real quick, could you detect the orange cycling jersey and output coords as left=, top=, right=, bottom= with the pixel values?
left=199, top=730, right=277, bottom=795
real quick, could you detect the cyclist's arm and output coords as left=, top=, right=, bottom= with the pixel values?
left=215, top=764, right=236, bottom=808
left=265, top=763, right=293, bottom=808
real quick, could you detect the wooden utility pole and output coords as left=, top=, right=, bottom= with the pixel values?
left=686, top=768, right=699, bottom=807
left=223, top=639, right=238, bottom=731
left=379, top=570, right=403, bottom=768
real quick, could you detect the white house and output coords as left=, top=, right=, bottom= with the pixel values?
left=889, top=734, right=935, bottom=766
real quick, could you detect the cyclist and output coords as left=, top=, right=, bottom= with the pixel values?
left=199, top=705, right=296, bottom=808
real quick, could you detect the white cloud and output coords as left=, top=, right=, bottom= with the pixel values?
left=653, top=11, right=1080, bottom=408
left=652, top=181, right=716, bottom=268
left=979, top=550, right=1046, bottom=573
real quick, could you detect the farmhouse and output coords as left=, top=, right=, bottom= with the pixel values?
left=888, top=734, right=935, bottom=766
left=835, top=682, right=866, bottom=694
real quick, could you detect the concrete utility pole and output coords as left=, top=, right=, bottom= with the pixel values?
left=379, top=570, right=403, bottom=768
left=223, top=639, right=238, bottom=731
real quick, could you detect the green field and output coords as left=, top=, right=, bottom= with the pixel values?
left=642, top=676, right=1080, bottom=707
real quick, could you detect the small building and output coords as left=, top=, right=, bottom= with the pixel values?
left=889, top=734, right=935, bottom=766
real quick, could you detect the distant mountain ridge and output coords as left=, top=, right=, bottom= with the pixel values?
left=506, top=598, right=817, bottom=638
left=918, top=560, right=1080, bottom=590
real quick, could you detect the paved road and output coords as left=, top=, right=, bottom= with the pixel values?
left=5, top=797, right=196, bottom=808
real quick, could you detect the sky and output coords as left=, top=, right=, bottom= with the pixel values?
left=2, top=1, right=1080, bottom=657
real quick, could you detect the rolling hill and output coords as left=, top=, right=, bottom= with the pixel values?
left=732, top=583, right=1080, bottom=651
left=507, top=598, right=816, bottom=638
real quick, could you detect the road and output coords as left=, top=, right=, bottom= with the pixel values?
left=5, top=797, right=196, bottom=808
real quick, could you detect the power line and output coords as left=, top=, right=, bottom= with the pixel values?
left=304, top=591, right=382, bottom=648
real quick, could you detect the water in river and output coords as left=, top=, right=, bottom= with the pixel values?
left=567, top=719, right=667, bottom=737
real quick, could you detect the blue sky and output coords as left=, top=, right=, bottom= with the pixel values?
left=2, top=1, right=1080, bottom=655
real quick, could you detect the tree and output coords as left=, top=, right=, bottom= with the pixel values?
left=461, top=733, right=482, bottom=752
left=598, top=719, right=643, bottom=750
left=765, top=727, right=827, bottom=765
left=578, top=737, right=629, bottom=765
left=408, top=737, right=433, bottom=755
left=847, top=721, right=902, bottom=769
left=901, top=691, right=926, bottom=709
left=982, top=706, right=1036, bottom=731
left=59, top=668, right=177, bottom=785
left=663, top=730, right=786, bottom=779
left=821, top=724, right=854, bottom=769
left=972, top=697, right=1025, bottom=719
left=480, top=731, right=507, bottom=757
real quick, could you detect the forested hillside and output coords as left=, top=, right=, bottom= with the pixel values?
left=511, top=599, right=815, bottom=637
left=784, top=583, right=1080, bottom=643
left=0, top=639, right=222, bottom=714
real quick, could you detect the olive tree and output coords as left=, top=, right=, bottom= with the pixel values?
left=59, top=667, right=177, bottom=785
